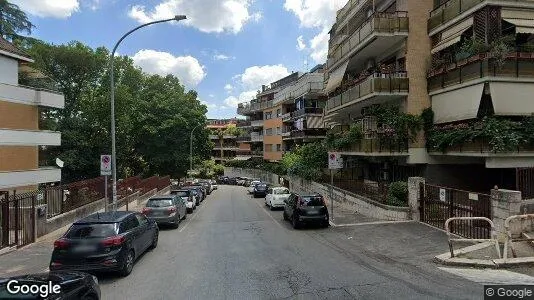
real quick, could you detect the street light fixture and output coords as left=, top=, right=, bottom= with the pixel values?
left=109, top=15, right=187, bottom=211
left=189, top=123, right=203, bottom=177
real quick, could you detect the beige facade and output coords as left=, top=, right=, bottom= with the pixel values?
left=0, top=37, right=64, bottom=190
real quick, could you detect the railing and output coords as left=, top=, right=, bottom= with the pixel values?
left=321, top=179, right=390, bottom=204
left=431, top=137, right=534, bottom=153
left=428, top=54, right=534, bottom=92
left=251, top=133, right=263, bottom=142
left=237, top=102, right=261, bottom=114
left=237, top=120, right=251, bottom=127
left=293, top=107, right=324, bottom=118
left=251, top=120, right=264, bottom=127
left=327, top=73, right=409, bottom=112
left=281, top=113, right=291, bottom=122
left=343, top=138, right=409, bottom=153
left=289, top=129, right=327, bottom=138
left=429, top=0, right=481, bottom=32
left=336, top=0, right=369, bottom=26
left=328, top=12, right=409, bottom=69
left=209, top=135, right=219, bottom=139
left=236, top=134, right=251, bottom=142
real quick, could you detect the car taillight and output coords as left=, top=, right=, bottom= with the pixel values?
left=168, top=207, right=176, bottom=214
left=54, top=239, right=69, bottom=249
left=101, top=235, right=125, bottom=247
left=142, top=207, right=151, bottom=214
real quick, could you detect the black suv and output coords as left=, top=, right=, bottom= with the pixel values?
left=50, top=211, right=159, bottom=277
left=253, top=183, right=268, bottom=198
left=283, top=193, right=329, bottom=229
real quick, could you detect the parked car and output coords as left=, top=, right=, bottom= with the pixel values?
left=236, top=177, right=247, bottom=186
left=0, top=271, right=101, bottom=300
left=190, top=185, right=207, bottom=201
left=171, top=189, right=196, bottom=213
left=50, top=211, right=158, bottom=277
left=211, top=180, right=218, bottom=190
left=253, top=183, right=268, bottom=198
left=218, top=176, right=229, bottom=184
left=142, top=196, right=186, bottom=228
left=244, top=179, right=252, bottom=187
left=185, top=187, right=201, bottom=206
left=283, top=193, right=329, bottom=229
left=199, top=180, right=213, bottom=194
left=265, top=187, right=291, bottom=210
left=247, top=180, right=261, bottom=194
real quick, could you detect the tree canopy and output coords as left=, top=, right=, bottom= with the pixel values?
left=0, top=0, right=33, bottom=40
left=19, top=39, right=211, bottom=182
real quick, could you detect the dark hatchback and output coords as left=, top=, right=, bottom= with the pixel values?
left=283, top=193, right=329, bottom=229
left=50, top=211, right=159, bottom=277
left=0, top=271, right=100, bottom=300
left=253, top=183, right=268, bottom=198
left=189, top=185, right=206, bottom=201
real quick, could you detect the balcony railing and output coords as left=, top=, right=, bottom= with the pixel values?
left=237, top=120, right=251, bottom=127
left=293, top=107, right=324, bottom=118
left=430, top=137, right=534, bottom=154
left=250, top=133, right=263, bottom=142
left=336, top=0, right=369, bottom=26
left=344, top=138, right=409, bottom=154
left=289, top=129, right=327, bottom=138
left=428, top=54, right=534, bottom=92
left=0, top=82, right=65, bottom=109
left=281, top=113, right=292, bottom=122
left=209, top=135, right=219, bottom=140
left=251, top=120, right=264, bottom=127
left=328, top=12, right=409, bottom=69
left=236, top=134, right=251, bottom=142
left=237, top=102, right=261, bottom=114
left=327, top=73, right=409, bottom=112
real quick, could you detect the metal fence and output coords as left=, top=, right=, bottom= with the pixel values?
left=320, top=178, right=390, bottom=204
left=0, top=190, right=37, bottom=249
left=517, top=168, right=534, bottom=200
left=420, top=183, right=492, bottom=239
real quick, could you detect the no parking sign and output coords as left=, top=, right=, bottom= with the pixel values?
left=101, top=155, right=112, bottom=176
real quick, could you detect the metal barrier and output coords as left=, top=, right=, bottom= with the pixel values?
left=503, top=214, right=534, bottom=262
left=445, top=217, right=500, bottom=258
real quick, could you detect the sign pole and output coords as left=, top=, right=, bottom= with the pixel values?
left=104, top=175, right=108, bottom=212
left=330, top=169, right=334, bottom=221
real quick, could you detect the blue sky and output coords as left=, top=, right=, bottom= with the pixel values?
left=13, top=0, right=346, bottom=118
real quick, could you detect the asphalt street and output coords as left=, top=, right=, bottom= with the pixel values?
left=95, top=185, right=482, bottom=300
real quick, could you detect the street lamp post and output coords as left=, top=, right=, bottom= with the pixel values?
left=110, top=15, right=186, bottom=211
left=189, top=123, right=202, bottom=177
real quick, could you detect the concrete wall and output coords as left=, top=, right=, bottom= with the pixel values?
left=225, top=167, right=410, bottom=221
left=0, top=56, right=18, bottom=85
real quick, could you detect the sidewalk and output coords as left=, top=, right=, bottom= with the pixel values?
left=327, top=197, right=378, bottom=226
left=0, top=196, right=147, bottom=278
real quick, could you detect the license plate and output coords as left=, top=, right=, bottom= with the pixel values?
left=307, top=211, right=319, bottom=215
left=73, top=245, right=97, bottom=253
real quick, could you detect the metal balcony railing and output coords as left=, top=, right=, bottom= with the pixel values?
left=236, top=134, right=251, bottom=142
left=328, top=12, right=409, bottom=69
left=427, top=54, right=534, bottom=92
left=345, top=138, right=409, bottom=153
left=327, top=72, right=409, bottom=112
left=292, top=107, right=324, bottom=118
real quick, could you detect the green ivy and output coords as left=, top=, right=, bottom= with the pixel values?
left=366, top=104, right=423, bottom=142
left=386, top=181, right=408, bottom=207
left=325, top=124, right=363, bottom=151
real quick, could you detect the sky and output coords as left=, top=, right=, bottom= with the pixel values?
left=13, top=0, right=347, bottom=119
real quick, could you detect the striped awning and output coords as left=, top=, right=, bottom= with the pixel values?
left=431, top=17, right=473, bottom=54
left=325, top=60, right=349, bottom=94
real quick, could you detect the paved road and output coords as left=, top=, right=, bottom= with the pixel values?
left=96, top=185, right=482, bottom=300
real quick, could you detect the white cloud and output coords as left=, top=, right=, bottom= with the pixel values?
left=296, top=35, right=306, bottom=51
left=224, top=84, right=234, bottom=93
left=238, top=90, right=258, bottom=102
left=213, top=53, right=235, bottom=61
left=209, top=94, right=215, bottom=98
left=12, top=0, right=80, bottom=18
left=201, top=100, right=218, bottom=109
left=238, top=64, right=290, bottom=90
left=284, top=0, right=346, bottom=63
left=131, top=50, right=206, bottom=87
left=224, top=96, right=240, bottom=108
left=128, top=0, right=260, bottom=34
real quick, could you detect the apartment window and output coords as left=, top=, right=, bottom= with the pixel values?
left=271, top=144, right=277, bottom=152
left=264, top=112, right=272, bottom=120
left=276, top=109, right=281, bottom=117
left=265, top=128, right=273, bottom=136
left=276, top=144, right=281, bottom=152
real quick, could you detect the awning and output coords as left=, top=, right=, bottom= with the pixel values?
left=504, top=18, right=534, bottom=34
left=431, top=83, right=484, bottom=124
left=490, top=82, right=534, bottom=116
left=431, top=17, right=473, bottom=54
left=325, top=60, right=349, bottom=94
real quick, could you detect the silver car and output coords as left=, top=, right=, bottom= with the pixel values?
left=142, top=196, right=187, bottom=229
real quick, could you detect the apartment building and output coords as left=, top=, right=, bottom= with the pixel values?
left=0, top=37, right=65, bottom=191
left=323, top=0, right=534, bottom=195
left=207, top=119, right=239, bottom=164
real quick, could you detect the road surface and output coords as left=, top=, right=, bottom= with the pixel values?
left=96, top=185, right=483, bottom=299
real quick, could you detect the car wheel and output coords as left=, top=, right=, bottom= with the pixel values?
left=149, top=231, right=158, bottom=250
left=269, top=203, right=275, bottom=211
left=322, top=221, right=330, bottom=228
left=119, top=250, right=135, bottom=277
left=292, top=215, right=300, bottom=229
left=182, top=213, right=187, bottom=220
left=283, top=211, right=289, bottom=221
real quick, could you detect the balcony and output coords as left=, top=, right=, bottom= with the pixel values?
left=213, top=145, right=239, bottom=151
left=250, top=133, right=263, bottom=142
left=209, top=135, right=219, bottom=140
left=326, top=73, right=409, bottom=114
left=428, top=53, right=534, bottom=92
left=0, top=83, right=65, bottom=109
left=0, top=167, right=61, bottom=189
left=338, top=138, right=409, bottom=156
left=281, top=113, right=292, bottom=123
left=236, top=134, right=251, bottom=142
left=336, top=0, right=369, bottom=27
left=237, top=120, right=251, bottom=127
left=328, top=12, right=409, bottom=71
left=251, top=120, right=264, bottom=127
left=283, top=129, right=327, bottom=140
left=292, top=107, right=324, bottom=118
left=292, top=73, right=325, bottom=99
left=0, top=129, right=61, bottom=146
left=237, top=101, right=261, bottom=115
left=223, top=135, right=236, bottom=139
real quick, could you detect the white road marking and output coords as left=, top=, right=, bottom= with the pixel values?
left=438, top=267, right=534, bottom=285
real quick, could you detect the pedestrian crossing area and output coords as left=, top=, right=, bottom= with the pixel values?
left=439, top=267, right=534, bottom=285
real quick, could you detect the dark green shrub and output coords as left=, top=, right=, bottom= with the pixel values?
left=386, top=181, right=408, bottom=207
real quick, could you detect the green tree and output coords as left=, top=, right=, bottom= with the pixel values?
left=0, top=0, right=33, bottom=40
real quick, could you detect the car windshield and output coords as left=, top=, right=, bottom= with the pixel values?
left=171, top=191, right=189, bottom=197
left=301, top=196, right=324, bottom=206
left=146, top=199, right=174, bottom=207
left=65, top=223, right=118, bottom=239
left=274, top=188, right=289, bottom=195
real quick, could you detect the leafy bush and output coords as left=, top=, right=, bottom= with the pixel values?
left=386, top=181, right=408, bottom=207
left=326, top=124, right=363, bottom=150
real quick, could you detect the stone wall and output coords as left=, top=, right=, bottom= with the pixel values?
left=225, top=167, right=411, bottom=221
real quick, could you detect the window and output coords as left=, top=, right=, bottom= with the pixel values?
left=135, top=214, right=149, bottom=226
left=264, top=112, right=272, bottom=120
left=276, top=109, right=281, bottom=117
left=65, top=223, right=118, bottom=238
left=271, top=144, right=277, bottom=152
left=265, top=128, right=273, bottom=136
left=276, top=144, right=281, bottom=152
left=119, top=216, right=140, bottom=233
left=146, top=198, right=174, bottom=207
left=276, top=127, right=281, bottom=135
